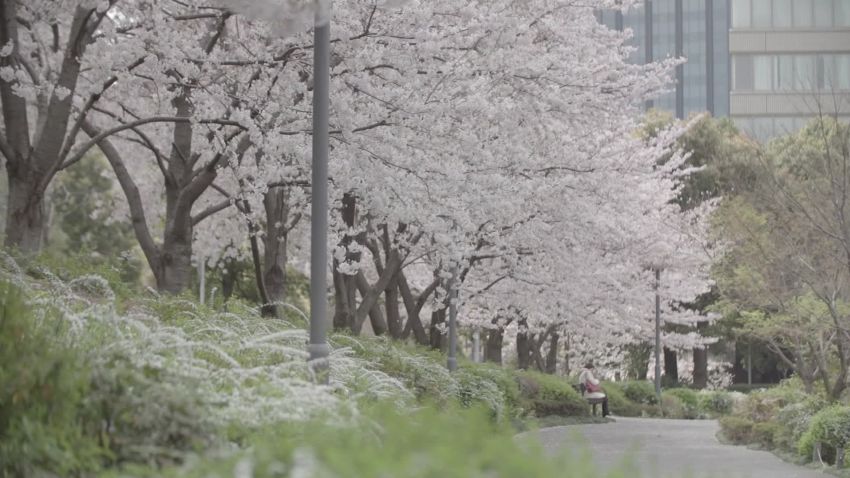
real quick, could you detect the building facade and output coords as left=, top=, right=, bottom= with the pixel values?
left=598, top=0, right=731, bottom=119
left=729, top=0, right=850, bottom=141
left=599, top=0, right=850, bottom=141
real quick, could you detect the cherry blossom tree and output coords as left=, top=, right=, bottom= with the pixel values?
left=0, top=0, right=128, bottom=253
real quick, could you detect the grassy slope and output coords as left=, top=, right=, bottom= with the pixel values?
left=0, top=251, right=628, bottom=478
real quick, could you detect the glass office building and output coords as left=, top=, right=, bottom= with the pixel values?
left=729, top=0, right=850, bottom=140
left=598, top=0, right=731, bottom=119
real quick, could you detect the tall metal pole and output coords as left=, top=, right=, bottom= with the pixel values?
left=308, top=1, right=331, bottom=381
left=472, top=328, right=480, bottom=363
left=447, top=264, right=458, bottom=371
left=654, top=268, right=662, bottom=400
left=198, top=257, right=205, bottom=306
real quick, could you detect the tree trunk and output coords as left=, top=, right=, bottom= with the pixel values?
left=4, top=171, right=45, bottom=254
left=385, top=274, right=403, bottom=339
left=429, top=308, right=446, bottom=350
left=516, top=319, right=532, bottom=370
left=262, top=187, right=290, bottom=304
left=693, top=347, right=708, bottom=389
left=221, top=258, right=239, bottom=302
left=545, top=332, right=559, bottom=374
left=332, top=193, right=358, bottom=330
left=1, top=5, right=99, bottom=254
left=692, top=321, right=709, bottom=389
left=398, top=270, right=435, bottom=346
left=485, top=328, right=504, bottom=364
left=332, top=267, right=355, bottom=330
left=355, top=271, right=388, bottom=336
left=663, top=347, right=679, bottom=384
left=563, top=334, right=571, bottom=376
left=158, top=224, right=193, bottom=294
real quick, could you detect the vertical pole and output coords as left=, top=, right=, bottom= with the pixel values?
left=747, top=342, right=753, bottom=385
left=675, top=0, right=684, bottom=119
left=447, top=264, right=458, bottom=371
left=645, top=0, right=654, bottom=111
left=308, top=1, right=331, bottom=381
left=198, top=257, right=205, bottom=305
left=706, top=0, right=715, bottom=115
left=654, top=268, right=662, bottom=400
left=472, top=328, right=480, bottom=363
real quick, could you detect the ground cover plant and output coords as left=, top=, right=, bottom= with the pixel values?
left=0, top=252, right=632, bottom=477
left=599, top=380, right=738, bottom=419
left=718, top=377, right=850, bottom=471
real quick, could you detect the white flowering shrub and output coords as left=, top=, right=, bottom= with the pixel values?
left=0, top=251, right=540, bottom=472
left=0, top=253, right=418, bottom=463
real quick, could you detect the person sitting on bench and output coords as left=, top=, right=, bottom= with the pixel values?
left=578, top=361, right=609, bottom=417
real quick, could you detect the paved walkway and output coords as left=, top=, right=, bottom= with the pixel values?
left=524, top=417, right=828, bottom=478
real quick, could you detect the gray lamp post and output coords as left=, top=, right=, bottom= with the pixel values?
left=654, top=267, right=662, bottom=401
left=447, top=263, right=458, bottom=372
left=308, top=0, right=331, bottom=382
left=437, top=214, right=460, bottom=372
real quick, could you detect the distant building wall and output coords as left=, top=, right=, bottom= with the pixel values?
left=598, top=0, right=731, bottom=119
left=729, top=0, right=850, bottom=140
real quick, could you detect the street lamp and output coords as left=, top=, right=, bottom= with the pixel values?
left=308, top=0, right=331, bottom=382
left=654, top=267, right=662, bottom=401
left=447, top=263, right=458, bottom=372
left=437, top=214, right=460, bottom=372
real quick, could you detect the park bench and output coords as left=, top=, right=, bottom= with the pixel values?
left=572, top=383, right=606, bottom=416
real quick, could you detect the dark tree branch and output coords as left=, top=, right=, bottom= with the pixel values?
left=61, top=116, right=247, bottom=170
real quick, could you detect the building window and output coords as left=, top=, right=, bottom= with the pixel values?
left=734, top=54, right=850, bottom=92
left=794, top=55, right=816, bottom=90
left=733, top=0, right=751, bottom=28
left=773, top=0, right=793, bottom=27
left=794, top=0, right=815, bottom=27
left=776, top=55, right=794, bottom=90
left=734, top=55, right=755, bottom=90
left=837, top=0, right=850, bottom=27
left=755, top=56, right=773, bottom=90
left=818, top=55, right=834, bottom=89
left=838, top=55, right=850, bottom=89
left=752, top=0, right=772, bottom=27
left=815, top=0, right=833, bottom=27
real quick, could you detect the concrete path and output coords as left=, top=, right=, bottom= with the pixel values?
left=525, top=417, right=828, bottom=478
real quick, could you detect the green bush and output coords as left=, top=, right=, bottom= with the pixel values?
left=455, top=366, right=513, bottom=422
left=147, top=405, right=627, bottom=478
left=86, top=354, right=216, bottom=467
left=798, top=405, right=850, bottom=465
left=698, top=390, right=734, bottom=417
left=719, top=416, right=755, bottom=444
left=601, top=382, right=641, bottom=417
left=621, top=380, right=658, bottom=406
left=515, top=371, right=588, bottom=418
left=739, top=390, right=783, bottom=423
left=774, top=397, right=826, bottom=452
left=356, top=339, right=458, bottom=406
left=660, top=394, right=685, bottom=419
left=0, top=282, right=103, bottom=477
left=751, top=421, right=780, bottom=449
left=666, top=388, right=700, bottom=419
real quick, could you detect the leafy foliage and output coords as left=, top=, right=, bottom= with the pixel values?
left=665, top=388, right=700, bottom=419
left=719, top=416, right=755, bottom=444
left=143, top=406, right=628, bottom=478
left=698, top=390, right=735, bottom=417
left=798, top=406, right=850, bottom=464
left=515, top=371, right=589, bottom=418
left=621, top=380, right=659, bottom=406
left=0, top=281, right=102, bottom=477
